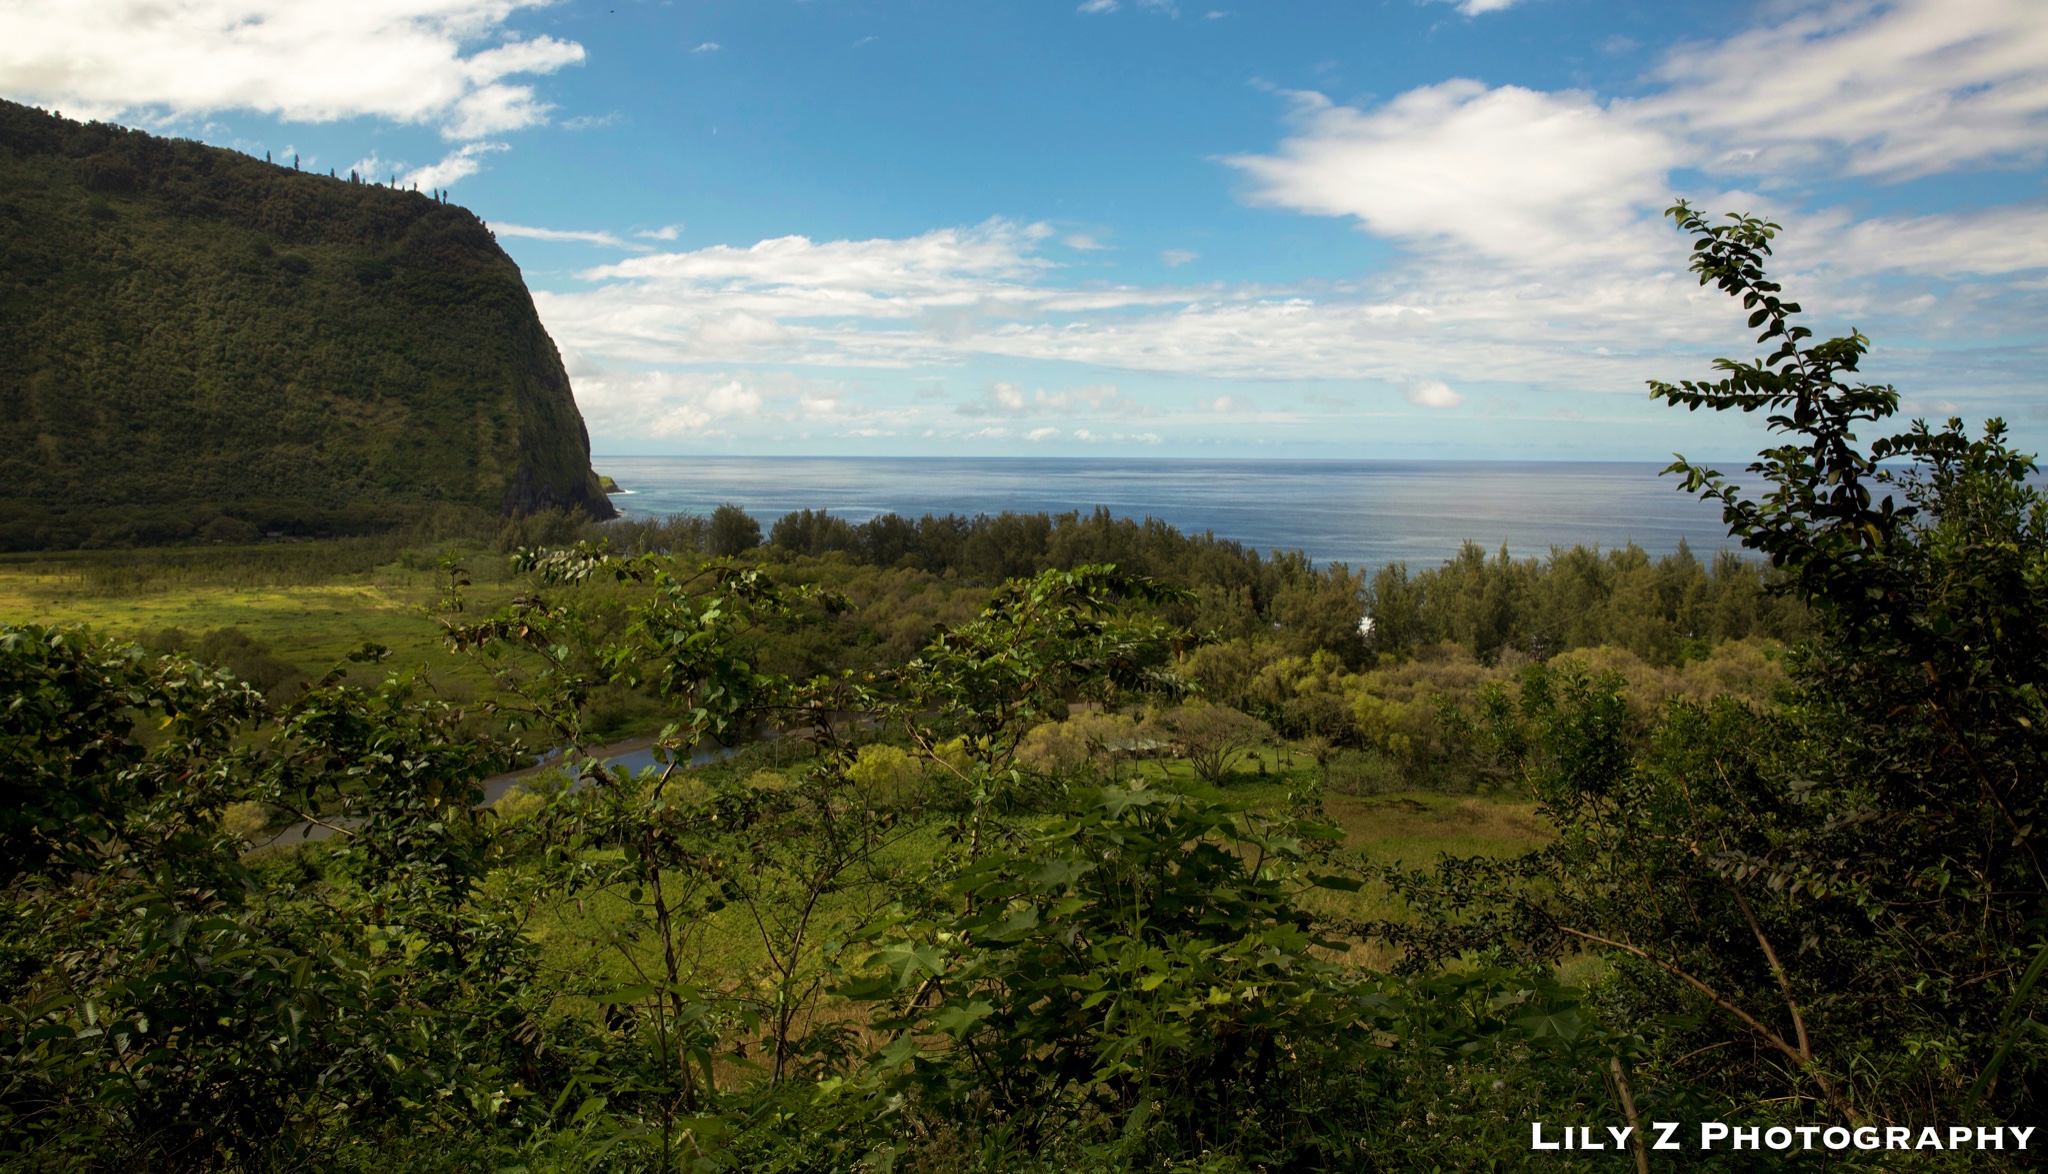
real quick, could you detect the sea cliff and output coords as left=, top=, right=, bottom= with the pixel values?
left=0, top=100, right=615, bottom=548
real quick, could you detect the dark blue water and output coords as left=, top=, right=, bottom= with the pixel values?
left=594, top=457, right=1738, bottom=570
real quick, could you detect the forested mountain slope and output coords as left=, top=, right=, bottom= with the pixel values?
left=0, top=101, right=614, bottom=550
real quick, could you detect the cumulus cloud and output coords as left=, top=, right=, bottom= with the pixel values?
left=349, top=152, right=401, bottom=182
left=1229, top=82, right=1679, bottom=271
left=531, top=207, right=2046, bottom=415
left=538, top=220, right=1216, bottom=368
left=1227, top=2, right=2048, bottom=280
left=959, top=382, right=1029, bottom=416
left=0, top=1, right=585, bottom=140
left=1403, top=380, right=1466, bottom=409
left=574, top=370, right=768, bottom=439
left=402, top=141, right=507, bottom=188
left=568, top=366, right=884, bottom=440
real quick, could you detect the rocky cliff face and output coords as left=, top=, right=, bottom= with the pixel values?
left=0, top=101, right=615, bottom=549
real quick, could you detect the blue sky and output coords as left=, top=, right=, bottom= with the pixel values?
left=8, top=0, right=2047, bottom=460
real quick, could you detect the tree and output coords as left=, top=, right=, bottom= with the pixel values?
left=708, top=503, right=762, bottom=557
left=1378, top=204, right=2047, bottom=1129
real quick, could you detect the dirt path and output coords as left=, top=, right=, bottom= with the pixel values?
left=247, top=731, right=770, bottom=852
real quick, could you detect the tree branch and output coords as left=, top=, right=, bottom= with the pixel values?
left=1557, top=925, right=1858, bottom=1123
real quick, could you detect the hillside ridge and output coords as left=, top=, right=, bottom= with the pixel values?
left=0, top=100, right=616, bottom=549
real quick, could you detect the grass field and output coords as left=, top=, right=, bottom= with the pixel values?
left=0, top=552, right=468, bottom=676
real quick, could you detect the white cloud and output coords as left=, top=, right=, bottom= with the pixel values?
left=1441, top=0, right=1522, bottom=14
left=349, top=153, right=399, bottom=182
left=1901, top=397, right=1962, bottom=416
left=583, top=219, right=1054, bottom=297
left=489, top=222, right=649, bottom=250
left=1064, top=233, right=1107, bottom=250
left=637, top=224, right=685, bottom=241
left=542, top=220, right=1199, bottom=366
left=957, top=381, right=1134, bottom=417
left=1228, top=82, right=1679, bottom=272
left=566, top=366, right=893, bottom=441
left=561, top=110, right=623, bottom=131
left=1078, top=0, right=1117, bottom=12
left=1026, top=426, right=1060, bottom=441
left=692, top=42, right=722, bottom=53
left=1161, top=248, right=1198, bottom=267
left=1643, top=0, right=2048, bottom=180
left=531, top=206, right=2048, bottom=416
left=1403, top=380, right=1466, bottom=409
left=0, top=1, right=585, bottom=140
left=960, top=382, right=1029, bottom=416
left=1825, top=205, right=2048, bottom=277
left=402, top=141, right=507, bottom=188
left=532, top=213, right=1754, bottom=390
left=534, top=0, right=2048, bottom=428
left=575, top=370, right=767, bottom=438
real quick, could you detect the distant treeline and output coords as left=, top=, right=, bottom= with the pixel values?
left=1366, top=539, right=1810, bottom=666
left=9, top=494, right=1806, bottom=675
left=588, top=503, right=1804, bottom=668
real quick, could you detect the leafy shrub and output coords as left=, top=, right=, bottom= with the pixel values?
left=1139, top=702, right=1271, bottom=784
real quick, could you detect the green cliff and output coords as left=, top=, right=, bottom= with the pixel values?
left=0, top=101, right=615, bottom=549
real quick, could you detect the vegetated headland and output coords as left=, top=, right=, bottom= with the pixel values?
left=0, top=187, right=2040, bottom=1171
left=0, top=100, right=613, bottom=551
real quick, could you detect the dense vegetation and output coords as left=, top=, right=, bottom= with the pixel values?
left=0, top=101, right=613, bottom=551
left=1, top=209, right=2041, bottom=1172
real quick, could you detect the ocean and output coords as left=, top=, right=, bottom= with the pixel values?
left=593, top=456, right=1742, bottom=571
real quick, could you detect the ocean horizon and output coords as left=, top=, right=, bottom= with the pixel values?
left=592, top=456, right=1742, bottom=571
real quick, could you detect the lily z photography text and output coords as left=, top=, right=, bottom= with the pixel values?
left=1530, top=1122, right=2034, bottom=1154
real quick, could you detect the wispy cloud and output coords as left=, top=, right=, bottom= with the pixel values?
left=490, top=222, right=651, bottom=250
left=691, top=41, right=722, bottom=53
left=1642, top=0, right=2048, bottom=180
left=1160, top=248, right=1198, bottom=267
left=955, top=382, right=1135, bottom=417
